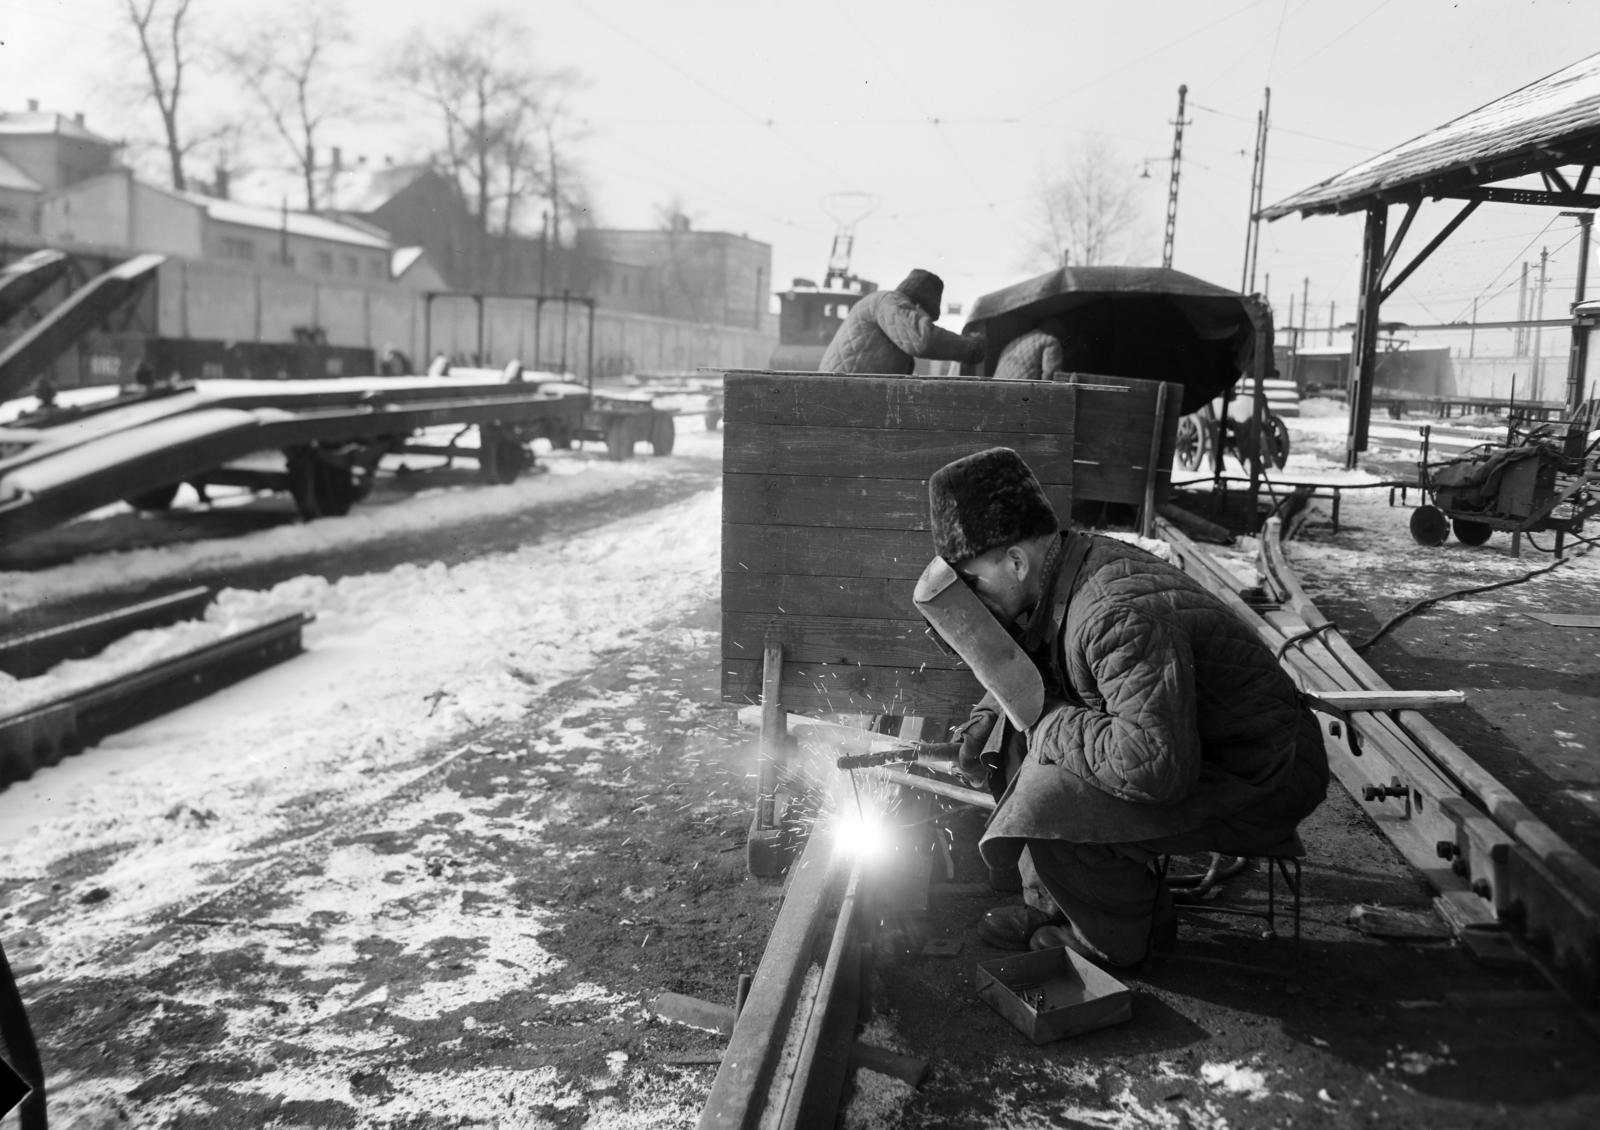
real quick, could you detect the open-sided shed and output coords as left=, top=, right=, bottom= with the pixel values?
left=1262, top=51, right=1600, bottom=466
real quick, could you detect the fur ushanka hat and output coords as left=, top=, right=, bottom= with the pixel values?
left=896, top=269, right=945, bottom=319
left=928, top=447, right=1060, bottom=563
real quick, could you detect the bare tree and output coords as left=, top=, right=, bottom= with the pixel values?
left=398, top=13, right=591, bottom=238
left=1023, top=137, right=1150, bottom=270
left=124, top=0, right=196, bottom=191
left=221, top=0, right=353, bottom=212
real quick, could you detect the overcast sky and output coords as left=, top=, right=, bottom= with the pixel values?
left=3, top=0, right=1592, bottom=350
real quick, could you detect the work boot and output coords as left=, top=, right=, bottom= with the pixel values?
left=1150, top=881, right=1178, bottom=956
left=978, top=904, right=1056, bottom=950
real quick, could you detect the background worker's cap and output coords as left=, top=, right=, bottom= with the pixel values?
left=928, top=447, right=1060, bottom=564
left=897, top=269, right=944, bottom=320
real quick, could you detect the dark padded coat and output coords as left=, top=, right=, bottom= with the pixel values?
left=817, top=290, right=984, bottom=375
left=979, top=533, right=1328, bottom=866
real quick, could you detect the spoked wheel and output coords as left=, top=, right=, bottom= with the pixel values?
left=1265, top=413, right=1291, bottom=470
left=1409, top=505, right=1450, bottom=547
left=1452, top=518, right=1493, bottom=546
left=125, top=482, right=181, bottom=511
left=1176, top=415, right=1205, bottom=471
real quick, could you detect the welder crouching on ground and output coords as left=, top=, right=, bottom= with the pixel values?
left=818, top=268, right=986, bottom=375
left=918, top=448, right=1329, bottom=967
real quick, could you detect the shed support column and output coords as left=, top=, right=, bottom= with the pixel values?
left=1346, top=204, right=1387, bottom=470
left=1566, top=212, right=1592, bottom=416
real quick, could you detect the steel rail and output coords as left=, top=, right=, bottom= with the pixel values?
left=1157, top=517, right=1600, bottom=1005
left=0, top=613, right=310, bottom=786
left=0, top=586, right=212, bottom=679
left=699, top=828, right=859, bottom=1129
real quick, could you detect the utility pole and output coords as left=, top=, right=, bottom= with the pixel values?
left=1470, top=297, right=1478, bottom=358
left=1161, top=84, right=1188, bottom=270
left=1328, top=299, right=1335, bottom=345
left=1532, top=247, right=1549, bottom=400
left=1515, top=263, right=1529, bottom=356
left=1240, top=87, right=1271, bottom=295
left=1287, top=292, right=1298, bottom=384
left=1562, top=210, right=1593, bottom=415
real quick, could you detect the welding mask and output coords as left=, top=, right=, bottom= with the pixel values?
left=913, top=555, right=1045, bottom=730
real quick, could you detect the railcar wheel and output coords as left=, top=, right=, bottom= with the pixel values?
left=605, top=418, right=634, bottom=461
left=1452, top=518, right=1493, bottom=546
left=650, top=414, right=676, bottom=456
left=479, top=427, right=528, bottom=484
left=1409, top=505, right=1449, bottom=546
left=289, top=453, right=356, bottom=519
left=125, top=482, right=180, bottom=511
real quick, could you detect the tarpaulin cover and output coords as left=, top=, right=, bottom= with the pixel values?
left=963, top=266, right=1266, bottom=415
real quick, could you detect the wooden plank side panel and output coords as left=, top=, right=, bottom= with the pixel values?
left=723, top=657, right=983, bottom=717
left=1072, top=380, right=1184, bottom=506
left=723, top=611, right=961, bottom=671
left=725, top=426, right=1076, bottom=483
left=723, top=525, right=933, bottom=579
left=723, top=372, right=1084, bottom=432
left=722, top=572, right=925, bottom=622
left=723, top=474, right=1075, bottom=532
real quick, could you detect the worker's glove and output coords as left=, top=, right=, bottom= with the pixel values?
left=951, top=707, right=999, bottom=787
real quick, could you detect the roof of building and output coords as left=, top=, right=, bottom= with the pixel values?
left=0, top=153, right=42, bottom=193
left=0, top=110, right=117, bottom=146
left=1263, top=51, right=1600, bottom=219
left=181, top=191, right=393, bottom=250
left=332, top=164, right=435, bottom=214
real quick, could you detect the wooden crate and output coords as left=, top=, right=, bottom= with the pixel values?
left=720, top=371, right=1181, bottom=718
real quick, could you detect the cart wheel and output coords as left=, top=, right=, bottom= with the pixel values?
left=289, top=453, right=355, bottom=519
left=1176, top=415, right=1203, bottom=471
left=1409, top=505, right=1449, bottom=546
left=1266, top=413, right=1291, bottom=470
left=125, top=482, right=180, bottom=511
left=479, top=434, right=528, bottom=484
left=605, top=418, right=634, bottom=461
left=1452, top=518, right=1493, bottom=546
left=650, top=414, right=676, bottom=456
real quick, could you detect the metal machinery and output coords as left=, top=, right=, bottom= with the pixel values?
left=1409, top=416, right=1599, bottom=555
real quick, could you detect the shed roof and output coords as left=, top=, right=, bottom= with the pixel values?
left=183, top=192, right=393, bottom=250
left=1262, top=52, right=1600, bottom=219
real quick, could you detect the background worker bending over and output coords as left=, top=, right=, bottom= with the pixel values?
left=818, top=268, right=985, bottom=375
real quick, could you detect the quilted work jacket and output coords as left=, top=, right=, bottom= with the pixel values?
left=817, top=290, right=985, bottom=375
left=992, top=330, right=1064, bottom=381
left=978, top=532, right=1328, bottom=858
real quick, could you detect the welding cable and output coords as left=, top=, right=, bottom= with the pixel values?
left=1275, top=620, right=1337, bottom=661
left=1352, top=544, right=1592, bottom=651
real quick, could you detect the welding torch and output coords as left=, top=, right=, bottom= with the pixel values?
left=834, top=742, right=960, bottom=772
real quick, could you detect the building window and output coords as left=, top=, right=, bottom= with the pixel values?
left=344, top=255, right=360, bottom=276
left=317, top=251, right=334, bottom=273
left=220, top=236, right=255, bottom=262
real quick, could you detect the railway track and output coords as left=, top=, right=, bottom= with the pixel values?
left=697, top=520, right=1600, bottom=1126
left=0, top=591, right=309, bottom=787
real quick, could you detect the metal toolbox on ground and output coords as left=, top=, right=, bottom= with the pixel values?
left=975, top=946, right=1133, bottom=1045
